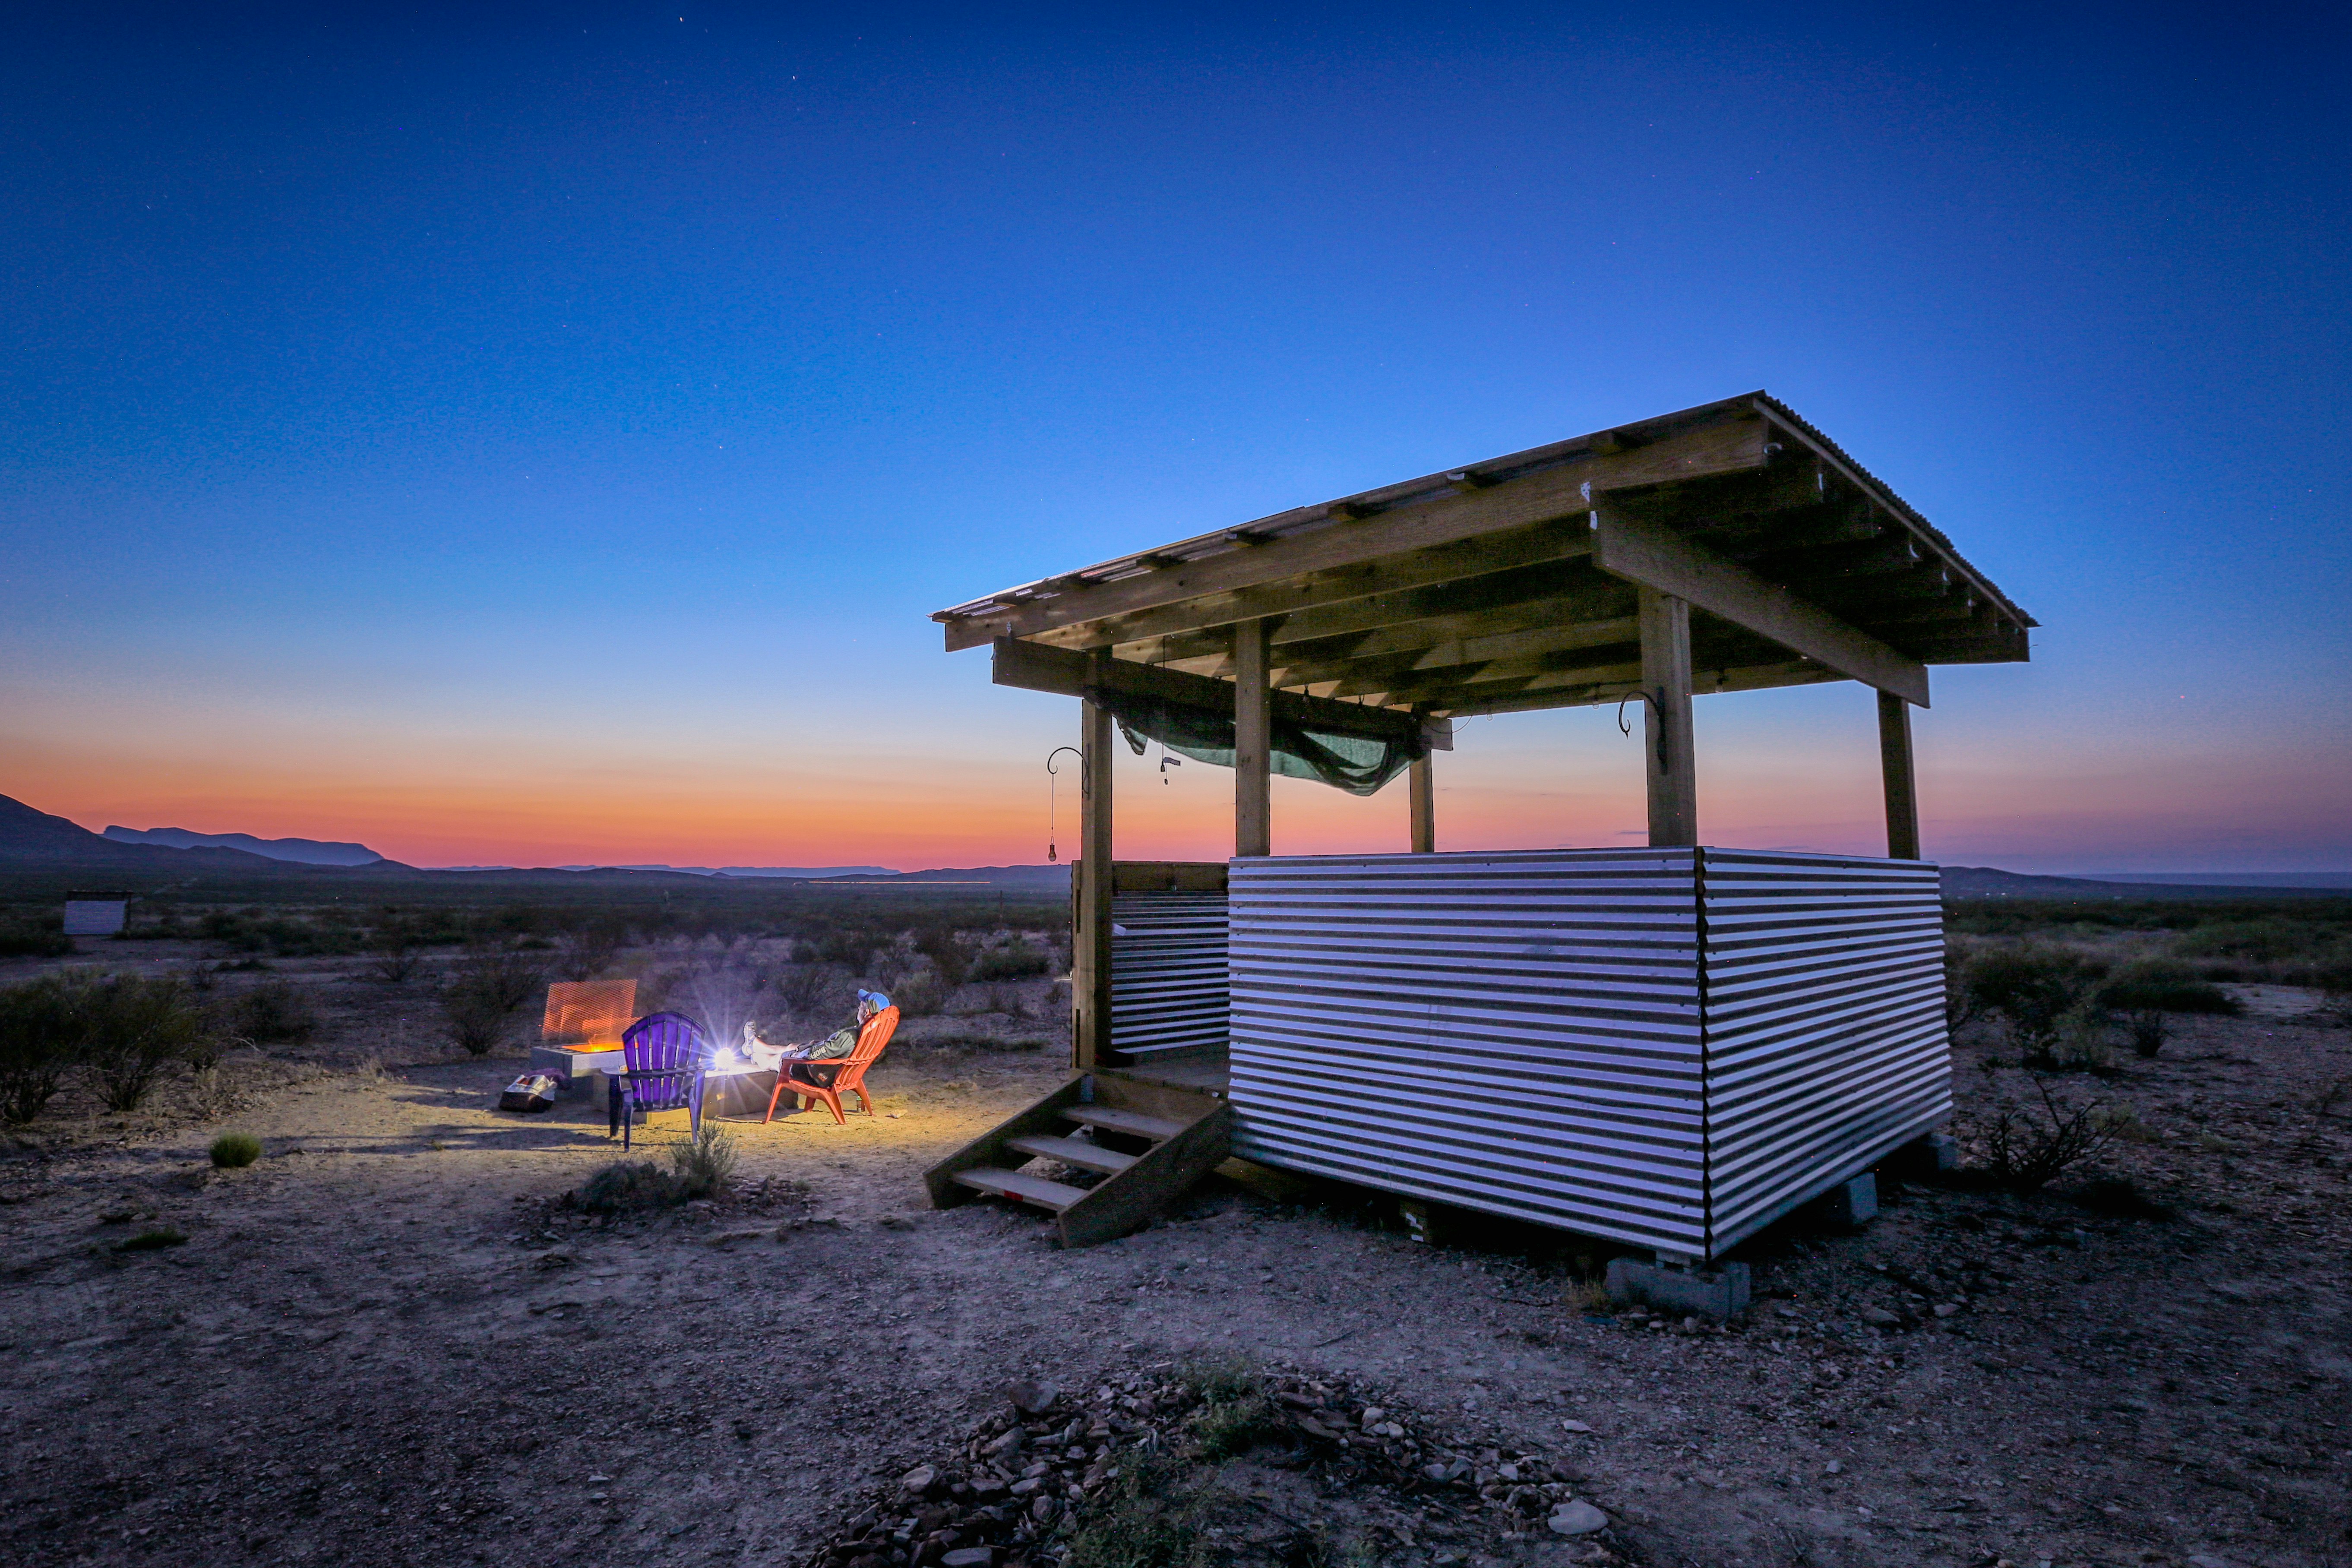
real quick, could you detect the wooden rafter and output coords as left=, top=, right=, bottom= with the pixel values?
left=934, top=391, right=2033, bottom=720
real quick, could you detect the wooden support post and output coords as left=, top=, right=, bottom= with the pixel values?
left=1638, top=586, right=1698, bottom=847
left=1408, top=753, right=1435, bottom=854
left=1878, top=689, right=1922, bottom=861
left=1234, top=618, right=1271, bottom=858
left=1073, top=685, right=1116, bottom=1069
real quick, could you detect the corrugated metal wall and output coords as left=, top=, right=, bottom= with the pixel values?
left=1698, top=850, right=1949, bottom=1250
left=1227, top=847, right=1949, bottom=1259
left=1109, top=891, right=1230, bottom=1062
left=1228, top=850, right=1712, bottom=1255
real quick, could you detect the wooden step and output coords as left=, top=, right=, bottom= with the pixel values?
left=1006, top=1134, right=1137, bottom=1176
left=950, top=1167, right=1088, bottom=1212
left=1064, top=1105, right=1186, bottom=1141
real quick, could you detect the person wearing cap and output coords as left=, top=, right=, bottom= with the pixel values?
left=765, top=988, right=891, bottom=1064
left=759, top=988, right=892, bottom=1103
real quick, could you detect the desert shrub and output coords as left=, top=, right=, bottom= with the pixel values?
left=865, top=949, right=907, bottom=993
left=210, top=1131, right=263, bottom=1167
left=551, top=919, right=627, bottom=982
left=441, top=986, right=512, bottom=1056
left=889, top=969, right=948, bottom=1018
left=669, top=1123, right=740, bottom=1199
left=1943, top=943, right=1988, bottom=1033
left=202, top=911, right=359, bottom=958
left=439, top=943, right=546, bottom=1055
left=579, top=1160, right=679, bottom=1214
left=2044, top=999, right=2116, bottom=1072
left=776, top=961, right=835, bottom=1018
left=114, top=1227, right=188, bottom=1252
left=2177, top=918, right=2327, bottom=965
left=453, top=942, right=546, bottom=1013
left=220, top=981, right=317, bottom=1045
left=367, top=927, right=422, bottom=983
left=2124, top=1008, right=2169, bottom=1058
left=1968, top=945, right=2102, bottom=1065
left=1976, top=1075, right=2124, bottom=1191
left=970, top=943, right=1052, bottom=982
left=84, top=974, right=210, bottom=1111
left=0, top=916, right=73, bottom=958
left=914, top=926, right=971, bottom=988
left=2314, top=958, right=2352, bottom=1023
left=2096, top=958, right=2238, bottom=1015
left=0, top=976, right=91, bottom=1124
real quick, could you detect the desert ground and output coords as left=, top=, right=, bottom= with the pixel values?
left=3, top=934, right=2349, bottom=1568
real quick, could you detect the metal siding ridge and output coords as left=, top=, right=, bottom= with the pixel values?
left=1231, top=849, right=1709, bottom=1249
left=1699, top=850, right=1951, bottom=1250
left=1109, top=889, right=1230, bottom=1062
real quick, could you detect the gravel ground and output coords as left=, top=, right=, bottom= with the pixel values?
left=2, top=961, right=2347, bottom=1568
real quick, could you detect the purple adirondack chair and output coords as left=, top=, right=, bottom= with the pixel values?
left=607, top=1012, right=711, bottom=1148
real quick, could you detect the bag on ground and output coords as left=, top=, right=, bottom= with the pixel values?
left=498, top=1072, right=564, bottom=1113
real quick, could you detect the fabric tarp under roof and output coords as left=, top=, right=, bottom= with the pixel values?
left=1086, top=684, right=1423, bottom=797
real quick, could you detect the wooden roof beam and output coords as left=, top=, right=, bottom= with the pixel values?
left=1025, top=516, right=1600, bottom=653
left=1116, top=558, right=1622, bottom=667
left=1436, top=659, right=1843, bottom=718
left=987, top=637, right=1423, bottom=744
left=1590, top=504, right=1931, bottom=706
left=1278, top=618, right=1643, bottom=695
left=940, top=413, right=1770, bottom=652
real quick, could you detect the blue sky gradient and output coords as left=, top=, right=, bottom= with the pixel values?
left=5, top=3, right=2346, bottom=870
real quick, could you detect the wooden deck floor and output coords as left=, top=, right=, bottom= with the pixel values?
left=1105, top=1053, right=1230, bottom=1097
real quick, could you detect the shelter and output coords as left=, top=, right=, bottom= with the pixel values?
left=929, top=392, right=2032, bottom=1263
left=63, top=891, right=130, bottom=937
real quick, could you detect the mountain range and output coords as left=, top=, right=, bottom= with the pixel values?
left=3, top=793, right=2338, bottom=898
left=103, top=825, right=385, bottom=866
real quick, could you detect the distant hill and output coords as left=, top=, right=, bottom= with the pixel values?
left=589, top=864, right=900, bottom=878
left=104, top=825, right=385, bottom=866
left=2070, top=870, right=2352, bottom=891
left=0, top=793, right=288, bottom=871
left=815, top=864, right=1072, bottom=888
left=1939, top=865, right=2339, bottom=900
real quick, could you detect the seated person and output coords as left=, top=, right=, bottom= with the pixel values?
left=765, top=990, right=893, bottom=1090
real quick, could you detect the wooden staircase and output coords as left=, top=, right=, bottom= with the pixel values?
left=923, top=1072, right=1231, bottom=1247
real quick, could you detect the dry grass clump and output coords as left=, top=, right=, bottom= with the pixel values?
left=114, top=1226, right=188, bottom=1252
left=209, top=1131, right=263, bottom=1168
left=576, top=1127, right=739, bottom=1213
left=1062, top=1451, right=1203, bottom=1568
left=579, top=1160, right=677, bottom=1214
left=1178, top=1357, right=1280, bottom=1461
left=669, top=1123, right=739, bottom=1199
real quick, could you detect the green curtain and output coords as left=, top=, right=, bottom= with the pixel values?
left=1084, top=684, right=1423, bottom=797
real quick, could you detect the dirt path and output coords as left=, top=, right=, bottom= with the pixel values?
left=5, top=1009, right=2350, bottom=1568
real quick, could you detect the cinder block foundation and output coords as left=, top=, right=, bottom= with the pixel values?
left=1815, top=1172, right=1879, bottom=1227
left=1606, top=1258, right=1752, bottom=1320
left=1397, top=1198, right=1454, bottom=1246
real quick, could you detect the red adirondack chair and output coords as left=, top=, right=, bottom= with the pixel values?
left=764, top=1006, right=898, bottom=1125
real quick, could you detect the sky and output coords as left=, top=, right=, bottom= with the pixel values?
left=3, top=2, right=2346, bottom=874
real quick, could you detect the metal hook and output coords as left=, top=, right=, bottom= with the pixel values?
left=1044, top=746, right=1085, bottom=862
left=1615, top=689, right=1672, bottom=771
